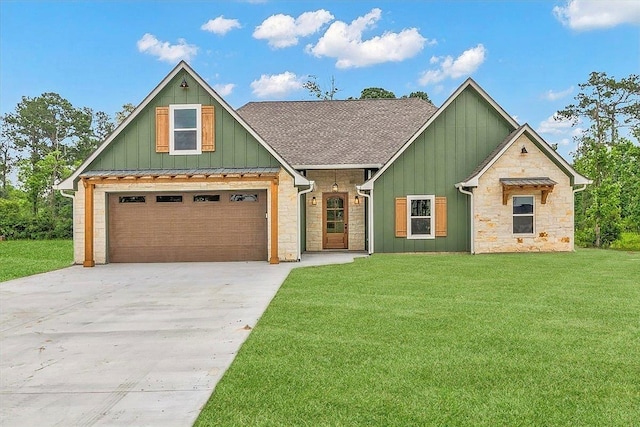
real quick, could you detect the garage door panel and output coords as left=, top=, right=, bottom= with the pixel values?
left=108, top=190, right=268, bottom=262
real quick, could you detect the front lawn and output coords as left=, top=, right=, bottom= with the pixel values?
left=197, top=250, right=640, bottom=426
left=0, top=239, right=73, bottom=282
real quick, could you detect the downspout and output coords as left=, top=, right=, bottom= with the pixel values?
left=58, top=189, right=75, bottom=200
left=455, top=184, right=475, bottom=254
left=356, top=186, right=373, bottom=255
left=573, top=184, right=587, bottom=194
left=297, top=181, right=315, bottom=261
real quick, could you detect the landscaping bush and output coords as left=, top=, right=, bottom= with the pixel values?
left=610, top=232, right=640, bottom=251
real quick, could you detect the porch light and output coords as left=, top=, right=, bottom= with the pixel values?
left=311, top=196, right=317, bottom=206
left=180, top=77, right=189, bottom=89
left=332, top=182, right=338, bottom=192
left=354, top=195, right=360, bottom=204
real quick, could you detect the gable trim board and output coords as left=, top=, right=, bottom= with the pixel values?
left=56, top=61, right=309, bottom=191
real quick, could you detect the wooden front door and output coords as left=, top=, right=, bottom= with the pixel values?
left=323, top=192, right=348, bottom=249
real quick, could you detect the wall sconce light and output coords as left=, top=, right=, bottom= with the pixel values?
left=521, top=145, right=528, bottom=154
left=311, top=196, right=317, bottom=206
left=332, top=170, right=338, bottom=192
left=180, top=77, right=189, bottom=89
left=354, top=195, right=360, bottom=205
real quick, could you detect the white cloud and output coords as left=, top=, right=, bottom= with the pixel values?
left=137, top=33, right=198, bottom=63
left=543, top=86, right=574, bottom=101
left=201, top=16, right=242, bottom=35
left=253, top=10, right=334, bottom=48
left=213, top=83, right=236, bottom=96
left=553, top=0, right=640, bottom=30
left=306, top=8, right=430, bottom=68
left=418, top=44, right=486, bottom=85
left=537, top=113, right=580, bottom=135
left=250, top=72, right=304, bottom=98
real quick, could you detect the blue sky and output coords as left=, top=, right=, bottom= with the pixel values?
left=1, top=0, right=639, bottom=162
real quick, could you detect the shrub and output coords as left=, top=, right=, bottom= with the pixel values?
left=610, top=232, right=640, bottom=251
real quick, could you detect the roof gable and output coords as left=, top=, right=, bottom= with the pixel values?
left=360, top=78, right=519, bottom=190
left=57, top=61, right=308, bottom=190
left=457, top=124, right=591, bottom=187
left=238, top=98, right=437, bottom=168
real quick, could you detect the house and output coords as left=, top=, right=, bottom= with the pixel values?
left=56, top=61, right=590, bottom=266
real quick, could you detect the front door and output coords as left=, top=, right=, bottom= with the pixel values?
left=323, top=192, right=348, bottom=249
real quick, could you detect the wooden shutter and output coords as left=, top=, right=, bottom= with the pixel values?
left=201, top=105, right=215, bottom=152
left=155, top=107, right=169, bottom=153
left=395, top=197, right=407, bottom=237
left=435, top=196, right=447, bottom=237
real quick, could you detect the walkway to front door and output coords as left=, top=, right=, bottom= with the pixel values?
left=323, top=192, right=348, bottom=249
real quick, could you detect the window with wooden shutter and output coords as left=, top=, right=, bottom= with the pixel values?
left=201, top=105, right=215, bottom=152
left=395, top=197, right=407, bottom=237
left=155, top=107, right=169, bottom=153
left=435, top=196, right=447, bottom=237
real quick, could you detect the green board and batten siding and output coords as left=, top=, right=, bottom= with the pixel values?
left=86, top=73, right=280, bottom=173
left=373, top=86, right=515, bottom=253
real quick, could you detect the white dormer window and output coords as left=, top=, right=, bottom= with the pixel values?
left=169, top=104, right=201, bottom=155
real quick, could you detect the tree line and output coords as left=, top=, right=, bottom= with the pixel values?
left=0, top=97, right=134, bottom=239
left=1, top=73, right=638, bottom=248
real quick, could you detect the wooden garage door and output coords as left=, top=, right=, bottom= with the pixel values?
left=108, top=191, right=267, bottom=262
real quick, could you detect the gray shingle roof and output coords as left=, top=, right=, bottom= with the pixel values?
left=237, top=98, right=437, bottom=168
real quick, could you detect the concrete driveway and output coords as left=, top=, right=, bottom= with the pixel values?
left=0, top=253, right=362, bottom=426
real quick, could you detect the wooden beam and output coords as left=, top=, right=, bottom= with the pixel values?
left=269, top=177, right=279, bottom=264
left=85, top=175, right=277, bottom=185
left=82, top=179, right=95, bottom=267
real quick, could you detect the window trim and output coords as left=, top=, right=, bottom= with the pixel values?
left=169, top=104, right=202, bottom=155
left=512, top=195, right=535, bottom=235
left=407, top=195, right=435, bottom=240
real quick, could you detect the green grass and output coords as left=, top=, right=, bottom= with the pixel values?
left=197, top=250, right=640, bottom=426
left=0, top=239, right=73, bottom=282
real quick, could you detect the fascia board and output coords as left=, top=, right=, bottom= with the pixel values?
left=360, top=78, right=520, bottom=190
left=56, top=61, right=308, bottom=190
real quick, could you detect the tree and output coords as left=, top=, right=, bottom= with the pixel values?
left=116, top=103, right=136, bottom=124
left=359, top=87, right=396, bottom=99
left=0, top=132, right=14, bottom=196
left=558, top=72, right=640, bottom=247
left=1, top=93, right=113, bottom=218
left=558, top=72, right=639, bottom=147
left=303, top=76, right=339, bottom=100
left=403, top=91, right=432, bottom=103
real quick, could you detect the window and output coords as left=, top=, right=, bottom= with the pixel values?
left=156, top=195, right=183, bottom=203
left=194, top=194, right=220, bottom=202
left=230, top=194, right=258, bottom=202
left=119, top=196, right=145, bottom=203
left=169, top=104, right=201, bottom=155
left=513, top=196, right=534, bottom=234
left=407, top=195, right=435, bottom=239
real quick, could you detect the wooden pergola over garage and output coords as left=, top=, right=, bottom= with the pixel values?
left=80, top=168, right=281, bottom=266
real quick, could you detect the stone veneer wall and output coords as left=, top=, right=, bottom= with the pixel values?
left=305, top=169, right=365, bottom=251
left=474, top=134, right=575, bottom=253
left=72, top=168, right=298, bottom=264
